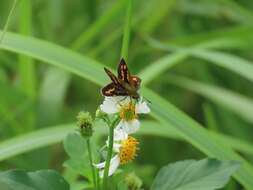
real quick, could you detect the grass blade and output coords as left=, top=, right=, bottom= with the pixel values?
left=142, top=38, right=253, bottom=84
left=0, top=124, right=73, bottom=161
left=192, top=49, right=253, bottom=83
left=167, top=75, right=253, bottom=124
left=1, top=121, right=253, bottom=162
left=140, top=52, right=188, bottom=84
left=0, top=32, right=107, bottom=86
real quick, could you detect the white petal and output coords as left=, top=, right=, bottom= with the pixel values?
left=97, top=155, right=120, bottom=178
left=108, top=155, right=120, bottom=176
left=115, top=120, right=125, bottom=131
left=113, top=143, right=121, bottom=152
left=136, top=100, right=150, bottom=114
left=114, top=128, right=128, bottom=141
left=118, top=96, right=131, bottom=106
left=100, top=97, right=120, bottom=114
left=117, top=119, right=140, bottom=134
left=94, top=161, right=106, bottom=169
left=106, top=128, right=127, bottom=148
left=105, top=129, right=127, bottom=151
left=113, top=129, right=127, bottom=152
left=126, top=119, right=140, bottom=134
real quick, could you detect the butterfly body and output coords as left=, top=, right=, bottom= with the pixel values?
left=102, top=59, right=141, bottom=99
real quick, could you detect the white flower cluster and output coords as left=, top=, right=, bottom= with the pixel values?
left=95, top=96, right=150, bottom=177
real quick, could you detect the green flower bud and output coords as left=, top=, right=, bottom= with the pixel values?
left=76, top=111, right=93, bottom=137
left=125, top=172, right=142, bottom=190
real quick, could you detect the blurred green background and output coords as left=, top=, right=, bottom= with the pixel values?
left=0, top=0, right=253, bottom=189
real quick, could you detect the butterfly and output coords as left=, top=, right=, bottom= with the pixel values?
left=101, top=58, right=141, bottom=99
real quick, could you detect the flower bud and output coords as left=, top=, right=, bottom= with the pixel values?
left=76, top=111, right=93, bottom=137
left=125, top=172, right=142, bottom=190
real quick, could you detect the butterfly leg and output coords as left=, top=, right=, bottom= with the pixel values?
left=116, top=96, right=128, bottom=106
left=143, top=97, right=152, bottom=104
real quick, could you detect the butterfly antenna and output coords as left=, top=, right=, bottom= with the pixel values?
left=143, top=97, right=152, bottom=104
left=104, top=67, right=110, bottom=73
left=104, top=67, right=116, bottom=78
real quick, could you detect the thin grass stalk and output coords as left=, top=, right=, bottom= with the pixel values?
left=18, top=0, right=36, bottom=131
left=120, top=0, right=133, bottom=61
left=0, top=0, right=18, bottom=44
left=71, top=0, right=127, bottom=50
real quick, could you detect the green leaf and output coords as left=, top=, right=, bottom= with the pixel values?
left=0, top=169, right=70, bottom=190
left=64, top=133, right=87, bottom=159
left=151, top=159, right=240, bottom=190
left=63, top=132, right=92, bottom=180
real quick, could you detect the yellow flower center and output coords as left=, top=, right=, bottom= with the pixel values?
left=119, top=136, right=139, bottom=164
left=119, top=102, right=137, bottom=121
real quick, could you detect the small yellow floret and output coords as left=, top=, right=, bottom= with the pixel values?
left=119, top=136, right=139, bottom=164
left=119, top=102, right=137, bottom=121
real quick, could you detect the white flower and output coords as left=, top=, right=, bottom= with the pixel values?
left=100, top=96, right=150, bottom=134
left=95, top=129, right=138, bottom=177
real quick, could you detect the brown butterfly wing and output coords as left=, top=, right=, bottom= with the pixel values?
left=101, top=82, right=128, bottom=96
left=104, top=67, right=121, bottom=86
left=118, top=58, right=131, bottom=83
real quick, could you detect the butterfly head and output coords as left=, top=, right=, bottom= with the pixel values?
left=131, top=76, right=141, bottom=90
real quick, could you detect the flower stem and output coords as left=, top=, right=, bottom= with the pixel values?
left=102, top=117, right=120, bottom=190
left=86, top=139, right=97, bottom=189
left=96, top=169, right=101, bottom=190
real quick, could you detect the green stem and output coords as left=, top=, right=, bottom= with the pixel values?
left=120, top=0, right=133, bottom=61
left=102, top=117, right=120, bottom=190
left=87, top=139, right=97, bottom=189
left=96, top=168, right=101, bottom=190
left=102, top=125, right=114, bottom=190
left=0, top=0, right=18, bottom=44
